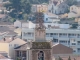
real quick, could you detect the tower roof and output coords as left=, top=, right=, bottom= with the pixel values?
left=31, top=42, right=51, bottom=49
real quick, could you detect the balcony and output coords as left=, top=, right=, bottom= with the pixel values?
left=59, top=35, right=68, bottom=38
left=15, top=51, right=26, bottom=60
left=69, top=36, right=77, bottom=38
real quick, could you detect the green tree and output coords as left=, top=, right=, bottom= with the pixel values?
left=23, top=14, right=28, bottom=20
left=9, top=18, right=16, bottom=23
left=68, top=56, right=71, bottom=60
left=4, top=0, right=22, bottom=19
left=21, top=0, right=31, bottom=14
left=4, top=0, right=31, bottom=19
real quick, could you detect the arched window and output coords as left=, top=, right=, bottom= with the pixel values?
left=38, top=51, right=44, bottom=60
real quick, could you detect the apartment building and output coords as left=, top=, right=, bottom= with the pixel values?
left=22, top=28, right=80, bottom=54
left=48, top=0, right=69, bottom=14
left=31, top=4, right=48, bottom=13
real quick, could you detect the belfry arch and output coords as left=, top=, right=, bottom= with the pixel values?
left=38, top=51, right=44, bottom=60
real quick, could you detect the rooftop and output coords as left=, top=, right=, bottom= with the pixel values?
left=0, top=37, right=13, bottom=43
left=52, top=44, right=73, bottom=54
left=0, top=21, right=13, bottom=25
left=0, top=26, right=17, bottom=36
left=32, top=42, right=51, bottom=49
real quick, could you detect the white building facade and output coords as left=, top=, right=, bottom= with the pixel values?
left=48, top=0, right=69, bottom=14
left=22, top=28, right=80, bottom=54
left=44, top=13, right=60, bottom=23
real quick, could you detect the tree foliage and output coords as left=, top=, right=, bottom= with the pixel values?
left=4, top=0, right=31, bottom=19
left=65, top=0, right=77, bottom=6
left=4, top=0, right=49, bottom=20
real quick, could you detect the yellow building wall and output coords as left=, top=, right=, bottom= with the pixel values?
left=37, top=5, right=48, bottom=13
left=0, top=43, right=9, bottom=55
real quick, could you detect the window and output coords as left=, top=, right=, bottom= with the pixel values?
left=38, top=51, right=44, bottom=60
left=48, top=25, right=51, bottom=28
left=68, top=41, right=70, bottom=44
left=68, top=34, right=76, bottom=38
left=14, top=44, right=18, bottom=47
left=72, top=43, right=76, bottom=45
left=59, top=40, right=67, bottom=43
left=53, top=33, right=58, bottom=35
left=50, top=33, right=53, bottom=37
left=46, top=18, right=48, bottom=21
left=16, top=51, right=19, bottom=57
left=49, top=10, right=51, bottom=12
left=19, top=51, right=21, bottom=56
left=59, top=33, right=67, bottom=37
left=73, top=50, right=76, bottom=52
left=77, top=41, right=80, bottom=45
left=22, top=51, right=26, bottom=57
left=59, top=33, right=62, bottom=35
left=53, top=39, right=58, bottom=43
left=46, top=33, right=49, bottom=37
left=77, top=48, right=80, bottom=52
left=63, top=33, right=67, bottom=36
left=78, top=34, right=80, bottom=38
left=28, top=32, right=31, bottom=35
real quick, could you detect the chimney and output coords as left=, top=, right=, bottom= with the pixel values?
left=3, top=38, right=6, bottom=41
left=12, top=37, right=14, bottom=40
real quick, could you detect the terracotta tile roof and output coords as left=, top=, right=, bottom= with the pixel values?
left=0, top=37, right=13, bottom=43
left=0, top=22, right=12, bottom=25
left=52, top=43, right=73, bottom=54
left=0, top=26, right=14, bottom=32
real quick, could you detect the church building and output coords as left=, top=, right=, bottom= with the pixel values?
left=14, top=12, right=73, bottom=60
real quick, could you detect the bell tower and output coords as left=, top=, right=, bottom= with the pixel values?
left=34, top=12, right=46, bottom=42
left=31, top=8, right=52, bottom=60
